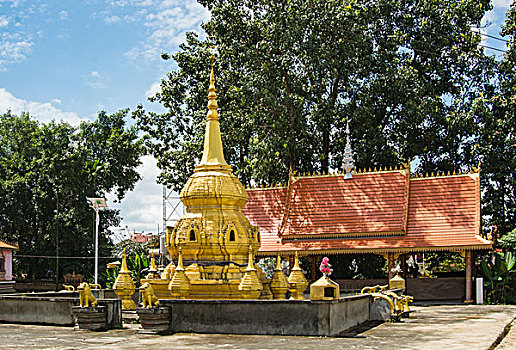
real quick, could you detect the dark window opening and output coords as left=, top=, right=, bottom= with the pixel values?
left=324, top=287, right=335, bottom=298
left=189, top=230, right=196, bottom=241
left=229, top=230, right=235, bottom=241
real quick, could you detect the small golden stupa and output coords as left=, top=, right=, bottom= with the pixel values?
left=142, top=58, right=282, bottom=300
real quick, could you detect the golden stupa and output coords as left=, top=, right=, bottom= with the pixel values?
left=141, top=60, right=285, bottom=300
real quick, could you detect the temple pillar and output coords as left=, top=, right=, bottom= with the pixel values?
left=465, top=250, right=473, bottom=303
left=310, top=256, right=317, bottom=282
left=288, top=256, right=294, bottom=274
left=387, top=252, right=395, bottom=279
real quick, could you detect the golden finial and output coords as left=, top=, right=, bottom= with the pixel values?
left=453, top=170, right=456, bottom=175
left=206, top=65, right=219, bottom=121
left=150, top=252, right=157, bottom=272
left=293, top=251, right=301, bottom=270
left=247, top=244, right=255, bottom=269
left=389, top=166, right=393, bottom=171
left=121, top=248, right=129, bottom=273
left=177, top=246, right=185, bottom=271
left=275, top=253, right=282, bottom=270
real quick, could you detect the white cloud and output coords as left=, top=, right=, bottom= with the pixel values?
left=104, top=15, right=121, bottom=24
left=0, top=37, right=33, bottom=70
left=0, top=15, right=8, bottom=27
left=103, top=0, right=210, bottom=63
left=59, top=10, right=68, bottom=20
left=0, top=88, right=85, bottom=125
left=52, top=98, right=61, bottom=104
left=145, top=81, right=161, bottom=97
left=492, top=0, right=512, bottom=8
left=107, top=155, right=168, bottom=233
left=86, top=71, right=108, bottom=88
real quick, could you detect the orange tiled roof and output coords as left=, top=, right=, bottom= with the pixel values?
left=243, top=170, right=491, bottom=255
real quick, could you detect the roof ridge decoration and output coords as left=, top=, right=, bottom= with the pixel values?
left=342, top=122, right=354, bottom=179
left=411, top=164, right=481, bottom=181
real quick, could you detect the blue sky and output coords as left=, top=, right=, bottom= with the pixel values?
left=0, top=0, right=513, bottom=237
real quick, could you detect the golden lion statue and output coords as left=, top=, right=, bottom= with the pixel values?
left=140, top=282, right=160, bottom=308
left=62, top=284, right=75, bottom=292
left=78, top=282, right=98, bottom=307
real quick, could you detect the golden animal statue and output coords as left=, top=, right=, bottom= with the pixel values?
left=90, top=283, right=102, bottom=290
left=140, top=282, right=160, bottom=308
left=370, top=292, right=399, bottom=321
left=77, top=282, right=98, bottom=308
left=62, top=284, right=75, bottom=292
left=360, top=284, right=388, bottom=295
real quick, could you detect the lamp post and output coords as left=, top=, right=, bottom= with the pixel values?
left=86, top=197, right=108, bottom=286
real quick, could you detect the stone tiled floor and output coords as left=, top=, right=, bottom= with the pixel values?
left=0, top=305, right=515, bottom=349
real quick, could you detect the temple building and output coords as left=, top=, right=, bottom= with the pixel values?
left=0, top=239, right=18, bottom=293
left=243, top=162, right=491, bottom=303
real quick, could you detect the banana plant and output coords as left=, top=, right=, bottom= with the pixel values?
left=480, top=252, right=516, bottom=304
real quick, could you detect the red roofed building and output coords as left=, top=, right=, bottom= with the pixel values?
left=0, top=239, right=18, bottom=293
left=243, top=166, right=491, bottom=302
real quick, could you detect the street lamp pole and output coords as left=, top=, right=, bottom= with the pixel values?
left=86, top=197, right=108, bottom=286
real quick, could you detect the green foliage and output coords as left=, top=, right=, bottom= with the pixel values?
left=330, top=254, right=387, bottom=279
left=423, top=252, right=465, bottom=275
left=0, top=110, right=144, bottom=280
left=127, top=252, right=150, bottom=287
left=102, top=251, right=149, bottom=289
left=134, top=0, right=492, bottom=194
left=480, top=252, right=516, bottom=304
left=498, top=228, right=516, bottom=251
left=102, top=266, right=120, bottom=289
left=111, top=240, right=148, bottom=259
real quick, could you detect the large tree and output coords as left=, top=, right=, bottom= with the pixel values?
left=472, top=2, right=516, bottom=238
left=0, top=110, right=143, bottom=280
left=135, top=0, right=492, bottom=193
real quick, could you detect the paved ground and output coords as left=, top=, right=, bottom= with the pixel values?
left=0, top=305, right=515, bottom=350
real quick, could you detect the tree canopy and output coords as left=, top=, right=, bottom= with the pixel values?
left=134, top=0, right=515, bottom=239
left=0, top=110, right=143, bottom=280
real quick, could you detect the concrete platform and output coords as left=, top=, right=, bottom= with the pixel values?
left=0, top=305, right=514, bottom=349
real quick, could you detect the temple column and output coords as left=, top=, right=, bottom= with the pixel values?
left=387, top=252, right=395, bottom=279
left=310, top=256, right=317, bottom=282
left=288, top=256, right=294, bottom=274
left=465, top=250, right=473, bottom=303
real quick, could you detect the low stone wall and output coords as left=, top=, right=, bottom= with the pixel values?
left=335, top=277, right=467, bottom=301
left=0, top=295, right=76, bottom=325
left=0, top=294, right=122, bottom=327
left=157, top=294, right=383, bottom=336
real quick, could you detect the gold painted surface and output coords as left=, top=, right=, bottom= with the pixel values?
left=158, top=64, right=264, bottom=300
left=140, top=282, right=160, bottom=308
left=309, top=275, right=340, bottom=301
left=389, top=275, right=406, bottom=290
left=287, top=252, right=308, bottom=300
left=270, top=254, right=288, bottom=299
left=113, top=250, right=137, bottom=310
left=78, top=282, right=98, bottom=307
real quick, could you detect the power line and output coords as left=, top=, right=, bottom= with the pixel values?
left=471, top=29, right=513, bottom=44
left=16, top=254, right=117, bottom=259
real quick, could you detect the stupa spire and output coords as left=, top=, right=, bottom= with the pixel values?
left=198, top=55, right=228, bottom=168
left=342, top=122, right=355, bottom=179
